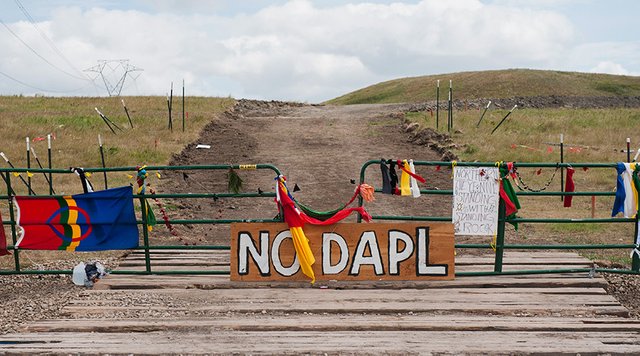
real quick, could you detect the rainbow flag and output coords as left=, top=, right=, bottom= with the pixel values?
left=14, top=186, right=139, bottom=251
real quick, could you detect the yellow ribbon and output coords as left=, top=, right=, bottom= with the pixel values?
left=400, top=159, right=411, bottom=196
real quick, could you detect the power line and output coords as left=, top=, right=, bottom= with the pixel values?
left=13, top=0, right=89, bottom=80
left=0, top=17, right=89, bottom=82
left=0, top=69, right=95, bottom=93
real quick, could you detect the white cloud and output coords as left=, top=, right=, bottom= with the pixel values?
left=1, top=0, right=636, bottom=102
left=558, top=41, right=640, bottom=76
left=590, top=61, right=629, bottom=76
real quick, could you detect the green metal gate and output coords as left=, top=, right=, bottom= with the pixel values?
left=1, top=161, right=639, bottom=276
left=358, top=160, right=640, bottom=276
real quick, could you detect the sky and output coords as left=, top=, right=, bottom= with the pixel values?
left=0, top=0, right=638, bottom=102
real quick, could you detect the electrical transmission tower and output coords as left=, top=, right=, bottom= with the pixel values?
left=84, top=60, right=143, bottom=96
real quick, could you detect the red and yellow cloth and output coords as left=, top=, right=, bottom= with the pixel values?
left=275, top=176, right=371, bottom=283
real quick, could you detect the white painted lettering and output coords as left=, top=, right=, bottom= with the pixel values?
left=417, top=227, right=447, bottom=276
left=388, top=230, right=414, bottom=275
left=272, top=230, right=300, bottom=276
left=238, top=231, right=270, bottom=276
left=350, top=231, right=384, bottom=275
left=322, top=232, right=349, bottom=275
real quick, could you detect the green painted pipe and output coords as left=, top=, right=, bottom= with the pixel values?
left=369, top=215, right=635, bottom=224
left=457, top=268, right=593, bottom=276
left=455, top=243, right=635, bottom=250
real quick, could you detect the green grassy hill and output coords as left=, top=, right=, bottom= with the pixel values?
left=326, top=69, right=640, bottom=104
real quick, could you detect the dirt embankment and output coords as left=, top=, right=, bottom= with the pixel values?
left=406, top=95, right=640, bottom=111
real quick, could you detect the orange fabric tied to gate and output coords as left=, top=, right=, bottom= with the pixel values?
left=275, top=175, right=372, bottom=283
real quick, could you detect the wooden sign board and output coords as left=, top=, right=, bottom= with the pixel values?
left=230, top=222, right=454, bottom=282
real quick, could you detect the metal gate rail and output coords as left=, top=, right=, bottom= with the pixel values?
left=358, top=160, right=640, bottom=275
left=1, top=161, right=638, bottom=276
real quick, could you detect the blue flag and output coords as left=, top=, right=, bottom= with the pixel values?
left=15, top=186, right=139, bottom=251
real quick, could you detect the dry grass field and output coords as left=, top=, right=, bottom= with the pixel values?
left=0, top=95, right=233, bottom=269
left=0, top=95, right=234, bottom=195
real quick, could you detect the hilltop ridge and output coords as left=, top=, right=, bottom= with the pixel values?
left=326, top=69, right=640, bottom=105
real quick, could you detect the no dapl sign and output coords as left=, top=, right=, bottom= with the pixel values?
left=230, top=222, right=454, bottom=282
left=452, top=167, right=500, bottom=236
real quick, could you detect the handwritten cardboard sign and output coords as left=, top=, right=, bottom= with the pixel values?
left=452, top=167, right=499, bottom=236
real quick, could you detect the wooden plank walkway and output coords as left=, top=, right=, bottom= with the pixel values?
left=1, top=250, right=639, bottom=354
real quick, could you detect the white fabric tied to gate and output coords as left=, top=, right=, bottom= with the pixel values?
left=632, top=219, right=640, bottom=259
left=621, top=163, right=637, bottom=218
left=409, top=159, right=421, bottom=198
left=71, top=167, right=94, bottom=194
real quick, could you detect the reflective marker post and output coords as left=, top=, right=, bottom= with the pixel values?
left=476, top=100, right=492, bottom=128
left=122, top=99, right=134, bottom=128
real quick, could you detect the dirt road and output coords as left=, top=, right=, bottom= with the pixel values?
left=160, top=101, right=454, bottom=245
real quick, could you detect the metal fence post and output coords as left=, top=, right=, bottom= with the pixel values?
left=494, top=196, right=507, bottom=272
left=633, top=213, right=640, bottom=272
left=436, top=80, right=440, bottom=131
left=626, top=138, right=631, bottom=163
left=139, top=197, right=152, bottom=273
left=560, top=134, right=564, bottom=202
left=5, top=173, right=20, bottom=271
left=48, top=134, right=53, bottom=195
left=633, top=174, right=640, bottom=272
left=26, top=137, right=32, bottom=195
